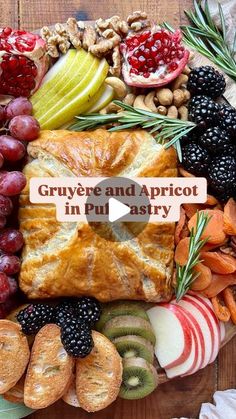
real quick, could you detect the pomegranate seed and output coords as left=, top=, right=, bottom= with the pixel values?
left=18, top=56, right=27, bottom=66
left=177, top=51, right=184, bottom=59
left=129, top=56, right=139, bottom=69
left=139, top=30, right=151, bottom=42
left=150, top=46, right=158, bottom=57
left=130, top=68, right=139, bottom=75
left=138, top=55, right=145, bottom=64
left=0, top=53, right=38, bottom=97
left=124, top=28, right=188, bottom=85
left=145, top=37, right=155, bottom=49
left=3, top=27, right=12, bottom=36
left=143, top=48, right=151, bottom=58
left=147, top=59, right=155, bottom=67
left=8, top=56, right=19, bottom=71
left=167, top=62, right=178, bottom=72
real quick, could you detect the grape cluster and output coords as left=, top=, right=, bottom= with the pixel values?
left=0, top=97, right=40, bottom=317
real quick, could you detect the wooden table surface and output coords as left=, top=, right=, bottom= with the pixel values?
left=1, top=1, right=236, bottom=418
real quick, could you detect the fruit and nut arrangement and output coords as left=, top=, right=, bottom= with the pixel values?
left=1, top=294, right=224, bottom=410
left=0, top=7, right=235, bottom=414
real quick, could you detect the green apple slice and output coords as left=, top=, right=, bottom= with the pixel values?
left=31, top=49, right=77, bottom=107
left=40, top=58, right=109, bottom=129
left=33, top=50, right=96, bottom=114
left=85, top=83, right=114, bottom=113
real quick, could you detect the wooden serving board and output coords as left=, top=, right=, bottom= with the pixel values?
left=28, top=21, right=236, bottom=419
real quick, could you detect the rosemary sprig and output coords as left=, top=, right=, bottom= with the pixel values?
left=175, top=211, right=211, bottom=302
left=69, top=101, right=196, bottom=162
left=165, top=0, right=236, bottom=81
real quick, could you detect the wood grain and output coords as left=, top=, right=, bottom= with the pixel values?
left=0, top=0, right=18, bottom=28
left=218, top=335, right=236, bottom=390
left=19, top=0, right=182, bottom=31
left=1, top=0, right=235, bottom=418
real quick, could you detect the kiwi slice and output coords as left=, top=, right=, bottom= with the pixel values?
left=113, top=335, right=154, bottom=364
left=119, top=357, right=158, bottom=400
left=96, top=301, right=149, bottom=332
left=103, top=315, right=156, bottom=345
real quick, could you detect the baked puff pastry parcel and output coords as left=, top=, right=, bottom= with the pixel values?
left=19, top=129, right=177, bottom=302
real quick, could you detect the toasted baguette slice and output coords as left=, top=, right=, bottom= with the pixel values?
left=0, top=320, right=30, bottom=394
left=24, top=324, right=74, bottom=409
left=76, top=331, right=122, bottom=412
left=62, top=373, right=80, bottom=407
left=3, top=375, right=25, bottom=404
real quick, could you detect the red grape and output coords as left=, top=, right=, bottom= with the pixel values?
left=0, top=229, right=24, bottom=253
left=0, top=304, right=6, bottom=318
left=0, top=153, right=4, bottom=168
left=0, top=216, right=6, bottom=229
left=7, top=277, right=18, bottom=295
left=0, top=106, right=5, bottom=122
left=0, top=272, right=10, bottom=303
left=0, top=254, right=21, bottom=274
left=0, top=135, right=26, bottom=162
left=5, top=97, right=32, bottom=119
left=9, top=115, right=40, bottom=141
left=0, top=195, right=13, bottom=216
left=0, top=171, right=26, bottom=196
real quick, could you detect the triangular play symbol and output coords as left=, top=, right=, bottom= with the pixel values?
left=108, top=197, right=130, bottom=222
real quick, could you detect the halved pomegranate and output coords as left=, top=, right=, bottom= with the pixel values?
left=120, top=27, right=190, bottom=87
left=0, top=28, right=49, bottom=97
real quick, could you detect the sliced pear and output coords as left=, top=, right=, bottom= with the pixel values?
left=39, top=58, right=109, bottom=129
left=36, top=57, right=101, bottom=124
left=33, top=50, right=95, bottom=115
left=60, top=82, right=113, bottom=128
left=31, top=49, right=77, bottom=107
left=85, top=83, right=114, bottom=114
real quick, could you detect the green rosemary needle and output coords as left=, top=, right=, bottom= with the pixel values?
left=69, top=101, right=196, bottom=162
left=175, top=211, right=211, bottom=302
left=164, top=0, right=236, bottom=80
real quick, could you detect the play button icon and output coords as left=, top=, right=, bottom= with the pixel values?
left=85, top=176, right=151, bottom=242
left=108, top=198, right=130, bottom=222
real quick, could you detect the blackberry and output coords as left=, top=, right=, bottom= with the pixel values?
left=74, top=297, right=101, bottom=326
left=188, top=95, right=211, bottom=113
left=54, top=299, right=76, bottom=327
left=199, top=127, right=233, bottom=155
left=187, top=66, right=226, bottom=98
left=61, top=317, right=94, bottom=357
left=17, top=303, right=55, bottom=335
left=208, top=155, right=236, bottom=201
left=180, top=129, right=200, bottom=146
left=218, top=104, right=236, bottom=137
left=189, top=97, right=219, bottom=130
left=182, top=142, right=211, bottom=176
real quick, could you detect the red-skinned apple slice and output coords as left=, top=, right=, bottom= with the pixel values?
left=165, top=305, right=199, bottom=378
left=194, top=292, right=225, bottom=345
left=186, top=294, right=220, bottom=363
left=171, top=300, right=205, bottom=374
left=172, top=297, right=213, bottom=368
left=147, top=304, right=192, bottom=369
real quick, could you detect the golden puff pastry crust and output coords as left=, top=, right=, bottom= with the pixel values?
left=19, top=129, right=177, bottom=302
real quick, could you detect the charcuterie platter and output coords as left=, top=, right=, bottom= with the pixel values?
left=0, top=2, right=235, bottom=418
